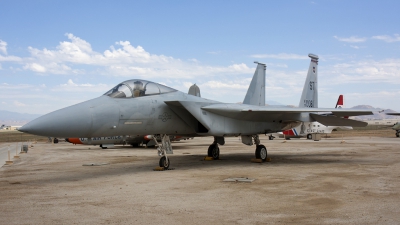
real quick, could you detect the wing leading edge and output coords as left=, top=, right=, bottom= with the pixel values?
left=200, top=103, right=372, bottom=127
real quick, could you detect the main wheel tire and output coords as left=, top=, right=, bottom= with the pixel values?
left=159, top=156, right=170, bottom=169
left=207, top=144, right=220, bottom=159
left=255, top=145, right=267, bottom=161
left=396, top=132, right=399, bottom=138
left=269, top=136, right=273, bottom=140
left=54, top=138, right=59, bottom=144
left=307, top=134, right=312, bottom=139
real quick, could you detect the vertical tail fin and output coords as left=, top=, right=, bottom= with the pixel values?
left=299, top=54, right=319, bottom=108
left=243, top=62, right=266, bottom=106
left=335, top=95, right=344, bottom=108
left=335, top=94, right=348, bottom=118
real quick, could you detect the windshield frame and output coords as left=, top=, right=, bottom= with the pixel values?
left=104, top=79, right=177, bottom=99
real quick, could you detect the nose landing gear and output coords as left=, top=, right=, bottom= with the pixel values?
left=152, top=134, right=173, bottom=169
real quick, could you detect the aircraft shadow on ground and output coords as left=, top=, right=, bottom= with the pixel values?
left=7, top=151, right=373, bottom=185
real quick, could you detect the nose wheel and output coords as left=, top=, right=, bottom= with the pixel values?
left=152, top=134, right=173, bottom=170
left=159, top=156, right=170, bottom=169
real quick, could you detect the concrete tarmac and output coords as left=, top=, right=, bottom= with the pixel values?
left=0, top=136, right=399, bottom=224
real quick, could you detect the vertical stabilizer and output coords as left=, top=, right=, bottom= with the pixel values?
left=299, top=53, right=319, bottom=108
left=335, top=95, right=348, bottom=119
left=188, top=84, right=201, bottom=97
left=243, top=62, right=266, bottom=106
left=335, top=95, right=344, bottom=108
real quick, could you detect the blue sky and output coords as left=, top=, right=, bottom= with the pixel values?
left=1, top=0, right=400, bottom=114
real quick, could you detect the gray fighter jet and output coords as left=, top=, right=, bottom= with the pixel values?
left=20, top=54, right=374, bottom=169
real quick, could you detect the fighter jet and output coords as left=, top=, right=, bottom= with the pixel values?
left=19, top=54, right=374, bottom=169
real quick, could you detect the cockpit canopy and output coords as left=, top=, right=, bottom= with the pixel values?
left=104, top=79, right=177, bottom=98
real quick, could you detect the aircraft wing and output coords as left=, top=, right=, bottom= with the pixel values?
left=200, top=103, right=373, bottom=126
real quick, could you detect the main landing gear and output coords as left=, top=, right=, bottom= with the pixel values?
left=396, top=131, right=399, bottom=138
left=152, top=134, right=173, bottom=169
left=252, top=135, right=268, bottom=161
left=268, top=135, right=275, bottom=140
left=207, top=136, right=225, bottom=160
left=208, top=144, right=220, bottom=160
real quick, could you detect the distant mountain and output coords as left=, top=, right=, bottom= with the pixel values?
left=265, top=100, right=284, bottom=106
left=0, top=110, right=42, bottom=125
left=350, top=105, right=400, bottom=120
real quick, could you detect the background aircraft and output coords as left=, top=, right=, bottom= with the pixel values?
left=19, top=54, right=374, bottom=169
left=386, top=112, right=400, bottom=137
left=280, top=95, right=352, bottom=140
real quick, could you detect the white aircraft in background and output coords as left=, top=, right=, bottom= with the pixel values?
left=278, top=95, right=352, bottom=140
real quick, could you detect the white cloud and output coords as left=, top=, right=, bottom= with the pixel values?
left=13, top=101, right=26, bottom=107
left=333, top=35, right=367, bottom=43
left=0, top=33, right=253, bottom=78
left=52, top=79, right=110, bottom=92
left=188, top=58, right=199, bottom=63
left=0, top=40, right=7, bottom=55
left=350, top=45, right=360, bottom=49
left=372, top=34, right=400, bottom=43
left=201, top=80, right=249, bottom=90
left=250, top=53, right=308, bottom=60
left=0, top=55, right=22, bottom=62
left=23, top=63, right=47, bottom=73
left=322, top=58, right=400, bottom=84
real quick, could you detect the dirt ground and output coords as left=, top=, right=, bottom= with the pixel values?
left=0, top=134, right=399, bottom=225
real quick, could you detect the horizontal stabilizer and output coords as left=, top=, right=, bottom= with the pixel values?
left=310, top=113, right=367, bottom=127
left=329, top=111, right=373, bottom=117
left=386, top=112, right=400, bottom=116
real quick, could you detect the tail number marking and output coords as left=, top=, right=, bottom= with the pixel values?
left=309, top=81, right=315, bottom=90
left=303, top=100, right=313, bottom=107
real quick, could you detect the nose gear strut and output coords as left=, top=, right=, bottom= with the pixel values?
left=152, top=134, right=173, bottom=169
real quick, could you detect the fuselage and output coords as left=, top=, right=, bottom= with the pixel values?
left=19, top=79, right=301, bottom=138
left=20, top=92, right=288, bottom=138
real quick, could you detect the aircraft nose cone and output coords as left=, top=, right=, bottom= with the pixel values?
left=19, top=101, right=94, bottom=137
